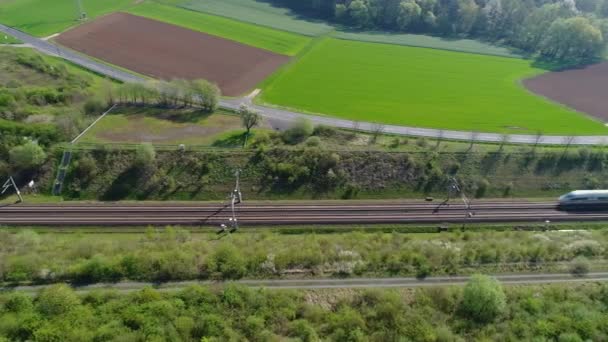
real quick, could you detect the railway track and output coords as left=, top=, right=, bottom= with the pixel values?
left=1, top=201, right=607, bottom=226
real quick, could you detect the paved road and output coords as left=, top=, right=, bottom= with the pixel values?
left=2, top=201, right=608, bottom=226
left=4, top=273, right=608, bottom=293
left=3, top=23, right=608, bottom=145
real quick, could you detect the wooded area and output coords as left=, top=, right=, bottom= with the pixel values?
left=280, top=0, right=607, bottom=64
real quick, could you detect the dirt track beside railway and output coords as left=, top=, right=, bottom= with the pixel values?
left=524, top=62, right=608, bottom=122
left=56, top=12, right=289, bottom=96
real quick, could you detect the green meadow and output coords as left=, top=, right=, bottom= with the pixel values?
left=261, top=38, right=608, bottom=134
left=0, top=0, right=134, bottom=37
left=180, top=0, right=334, bottom=36
left=127, top=3, right=310, bottom=56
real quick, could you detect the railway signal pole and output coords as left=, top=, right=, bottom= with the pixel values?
left=2, top=177, right=23, bottom=203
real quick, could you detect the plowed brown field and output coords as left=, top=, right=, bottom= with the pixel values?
left=56, top=12, right=289, bottom=96
left=524, top=62, right=608, bottom=122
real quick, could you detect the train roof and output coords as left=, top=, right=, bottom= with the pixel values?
left=566, top=190, right=608, bottom=196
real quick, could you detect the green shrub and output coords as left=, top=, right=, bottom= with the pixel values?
left=83, top=98, right=107, bottom=115
left=570, top=256, right=590, bottom=277
left=207, top=244, right=246, bottom=279
left=475, top=178, right=490, bottom=198
left=135, top=143, right=156, bottom=167
left=282, top=118, right=314, bottom=144
left=313, top=125, right=338, bottom=137
left=305, top=136, right=321, bottom=147
left=9, top=140, right=47, bottom=170
left=459, top=274, right=506, bottom=323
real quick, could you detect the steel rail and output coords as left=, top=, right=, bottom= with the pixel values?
left=1, top=202, right=607, bottom=225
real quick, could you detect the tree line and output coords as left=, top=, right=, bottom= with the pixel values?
left=103, top=79, right=221, bottom=112
left=282, top=0, right=607, bottom=64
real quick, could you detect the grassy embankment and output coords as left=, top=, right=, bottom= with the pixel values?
left=1, top=228, right=606, bottom=284
left=260, top=38, right=608, bottom=135
left=0, top=0, right=135, bottom=37
left=126, top=2, right=310, bottom=56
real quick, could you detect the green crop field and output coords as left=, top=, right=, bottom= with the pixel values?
left=0, top=0, right=134, bottom=37
left=333, top=31, right=519, bottom=58
left=260, top=38, right=608, bottom=135
left=127, top=3, right=310, bottom=56
left=179, top=0, right=334, bottom=36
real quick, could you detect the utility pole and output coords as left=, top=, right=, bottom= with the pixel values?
left=446, top=177, right=473, bottom=229
left=218, top=169, right=242, bottom=235
left=2, top=177, right=23, bottom=203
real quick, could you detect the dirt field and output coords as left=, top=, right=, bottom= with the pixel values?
left=56, top=13, right=289, bottom=96
left=524, top=62, right=608, bottom=122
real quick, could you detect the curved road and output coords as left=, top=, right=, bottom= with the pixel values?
left=2, top=23, right=608, bottom=145
left=4, top=273, right=608, bottom=293
left=2, top=201, right=608, bottom=226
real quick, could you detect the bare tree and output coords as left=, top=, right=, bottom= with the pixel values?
left=563, top=136, right=576, bottom=154
left=238, top=104, right=261, bottom=147
left=533, top=130, right=543, bottom=152
left=370, top=123, right=385, bottom=144
left=468, top=131, right=479, bottom=151
left=498, top=133, right=509, bottom=152
left=435, top=130, right=445, bottom=149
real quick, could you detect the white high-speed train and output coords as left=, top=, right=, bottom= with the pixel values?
left=558, top=190, right=608, bottom=209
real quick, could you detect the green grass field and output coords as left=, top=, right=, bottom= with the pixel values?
left=260, top=38, right=608, bottom=134
left=0, top=0, right=134, bottom=37
left=0, top=33, right=21, bottom=44
left=127, top=3, right=310, bottom=56
left=79, top=107, right=267, bottom=146
left=333, top=31, right=519, bottom=58
left=179, top=0, right=334, bottom=36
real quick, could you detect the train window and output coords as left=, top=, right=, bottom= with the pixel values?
left=571, top=197, right=588, bottom=201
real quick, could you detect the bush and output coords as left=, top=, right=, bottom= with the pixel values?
left=36, top=284, right=80, bottom=316
left=207, top=244, right=246, bottom=279
left=305, top=136, right=321, bottom=147
left=313, top=125, right=338, bottom=137
left=459, top=274, right=506, bottom=323
left=135, top=143, right=156, bottom=167
left=9, top=140, right=47, bottom=170
left=475, top=178, right=490, bottom=198
left=282, top=119, right=314, bottom=145
left=417, top=138, right=428, bottom=148
left=570, top=256, right=590, bottom=277
left=83, top=98, right=107, bottom=115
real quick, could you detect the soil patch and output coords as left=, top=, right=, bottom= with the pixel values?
left=523, top=62, right=608, bottom=122
left=56, top=12, right=289, bottom=96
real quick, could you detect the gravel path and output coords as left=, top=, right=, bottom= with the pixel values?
left=5, top=273, right=608, bottom=293
left=3, top=23, right=608, bottom=145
